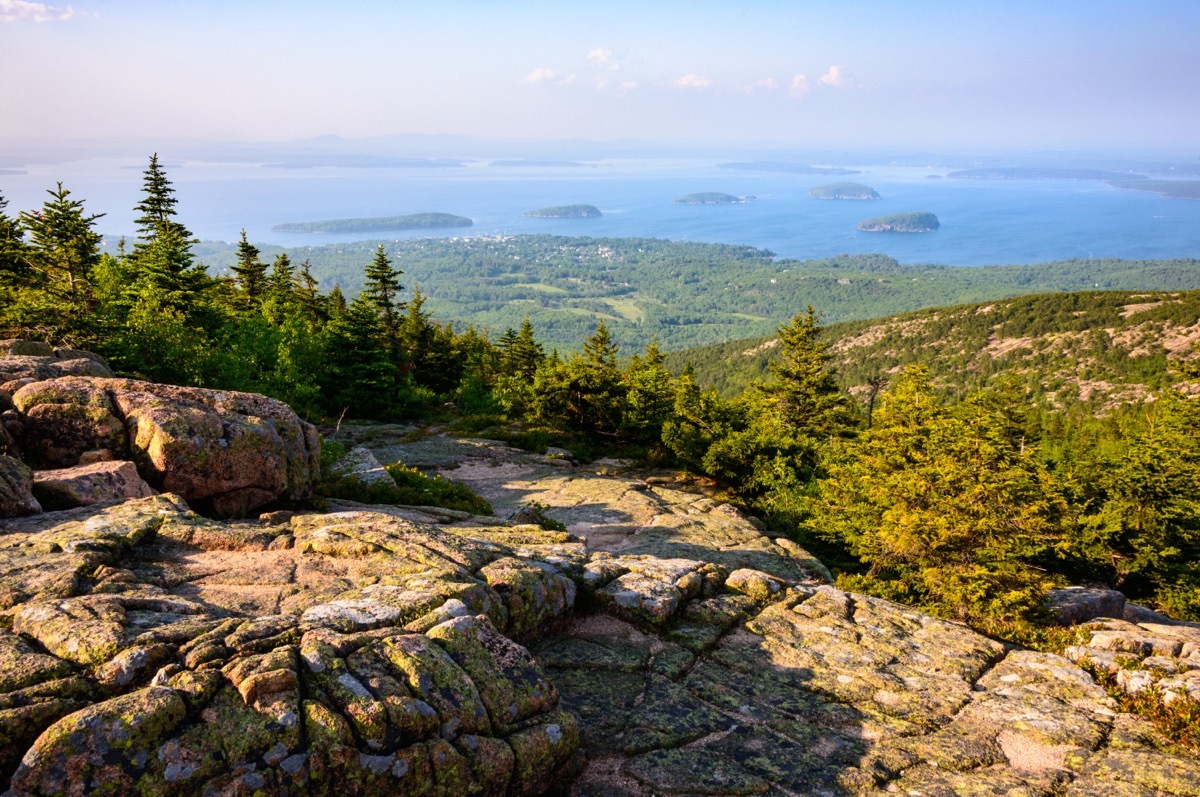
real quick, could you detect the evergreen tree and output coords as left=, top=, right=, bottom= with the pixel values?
left=0, top=193, right=28, bottom=282
left=768, top=306, right=855, bottom=438
left=362, top=244, right=404, bottom=337
left=132, top=153, right=192, bottom=252
left=126, top=156, right=206, bottom=311
left=17, top=183, right=104, bottom=338
left=267, top=253, right=296, bottom=305
left=320, top=293, right=398, bottom=418
left=294, top=259, right=325, bottom=322
left=622, top=339, right=675, bottom=443
left=817, top=367, right=1062, bottom=630
left=230, top=229, right=268, bottom=303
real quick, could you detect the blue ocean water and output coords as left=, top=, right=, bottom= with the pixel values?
left=3, top=158, right=1198, bottom=266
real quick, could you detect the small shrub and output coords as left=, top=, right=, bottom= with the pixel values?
left=384, top=463, right=493, bottom=515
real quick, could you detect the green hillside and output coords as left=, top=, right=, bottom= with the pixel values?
left=667, top=289, right=1200, bottom=409
left=194, top=235, right=1200, bottom=353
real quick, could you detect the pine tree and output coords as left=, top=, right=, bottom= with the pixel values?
left=132, top=153, right=193, bottom=254
left=294, top=259, right=325, bottom=321
left=230, top=229, right=267, bottom=303
left=362, top=244, right=404, bottom=337
left=18, top=183, right=104, bottom=336
left=126, top=155, right=206, bottom=311
left=267, top=253, right=295, bottom=305
left=768, top=306, right=854, bottom=438
left=817, top=366, right=1062, bottom=630
left=0, top=193, right=29, bottom=282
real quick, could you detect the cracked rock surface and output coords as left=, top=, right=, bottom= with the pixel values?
left=0, top=430, right=1196, bottom=796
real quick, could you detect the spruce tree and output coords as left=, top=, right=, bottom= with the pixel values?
left=362, top=244, right=404, bottom=337
left=768, top=306, right=854, bottom=438
left=230, top=229, right=267, bottom=303
left=0, top=193, right=28, bottom=281
left=132, top=153, right=193, bottom=253
left=18, top=183, right=104, bottom=334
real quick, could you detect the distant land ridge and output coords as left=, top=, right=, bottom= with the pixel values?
left=524, top=204, right=603, bottom=218
left=718, top=161, right=859, bottom=175
left=273, top=212, right=473, bottom=233
left=949, top=167, right=1148, bottom=181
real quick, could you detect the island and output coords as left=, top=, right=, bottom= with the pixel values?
left=856, top=211, right=940, bottom=233
left=272, top=212, right=473, bottom=233
left=523, top=204, right=603, bottom=219
left=810, top=182, right=880, bottom=200
left=675, top=192, right=748, bottom=205
left=1108, top=180, right=1200, bottom=200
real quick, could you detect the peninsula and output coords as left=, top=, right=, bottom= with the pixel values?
left=524, top=204, right=603, bottom=218
left=675, top=192, right=747, bottom=204
left=718, top=161, right=859, bottom=175
left=857, top=211, right=940, bottom=232
left=273, top=212, right=473, bottom=233
left=948, top=167, right=1147, bottom=181
left=810, top=182, right=880, bottom=200
left=1108, top=180, right=1200, bottom=200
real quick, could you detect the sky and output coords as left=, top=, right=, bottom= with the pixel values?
left=1, top=0, right=1198, bottom=152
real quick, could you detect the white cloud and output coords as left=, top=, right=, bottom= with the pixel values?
left=788, top=74, right=811, bottom=98
left=674, top=73, right=711, bottom=90
left=588, top=47, right=616, bottom=68
left=520, top=67, right=576, bottom=86
left=0, top=0, right=79, bottom=22
left=819, top=65, right=860, bottom=90
left=738, top=78, right=778, bottom=94
left=617, top=80, right=638, bottom=96
left=594, top=77, right=609, bottom=91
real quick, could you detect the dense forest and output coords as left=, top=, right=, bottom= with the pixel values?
left=188, top=236, right=1200, bottom=353
left=2, top=157, right=1199, bottom=642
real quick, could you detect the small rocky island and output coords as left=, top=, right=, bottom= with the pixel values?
left=674, top=192, right=749, bottom=205
left=857, top=211, right=940, bottom=232
left=523, top=204, right=603, bottom=219
left=273, top=212, right=473, bottom=233
left=810, top=182, right=880, bottom=200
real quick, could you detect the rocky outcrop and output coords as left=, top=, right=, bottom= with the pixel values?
left=0, top=340, right=112, bottom=395
left=12, top=377, right=320, bottom=515
left=2, top=431, right=1198, bottom=796
left=32, top=460, right=156, bottom=510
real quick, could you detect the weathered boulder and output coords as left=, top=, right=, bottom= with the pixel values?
left=13, top=377, right=320, bottom=515
left=0, top=454, right=40, bottom=517
left=0, top=340, right=112, bottom=390
left=329, top=444, right=397, bottom=488
left=31, top=460, right=156, bottom=510
left=1047, top=586, right=1127, bottom=625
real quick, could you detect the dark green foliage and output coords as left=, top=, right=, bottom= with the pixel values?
left=316, top=455, right=492, bottom=516
left=856, top=212, right=940, bottom=232
left=132, top=153, right=193, bottom=251
left=230, top=229, right=267, bottom=303
left=524, top=205, right=602, bottom=218
left=14, top=184, right=104, bottom=341
left=188, top=236, right=1200, bottom=355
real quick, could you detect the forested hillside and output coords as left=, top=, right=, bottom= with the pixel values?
left=191, top=237, right=1200, bottom=352
left=668, top=289, right=1200, bottom=408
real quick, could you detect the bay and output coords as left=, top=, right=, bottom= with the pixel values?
left=3, top=158, right=1198, bottom=266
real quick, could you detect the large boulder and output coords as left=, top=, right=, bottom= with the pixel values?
left=13, top=377, right=320, bottom=516
left=0, top=454, right=41, bottom=517
left=32, top=460, right=157, bottom=510
left=1046, top=586, right=1127, bottom=625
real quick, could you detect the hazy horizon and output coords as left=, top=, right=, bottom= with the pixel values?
left=2, top=0, right=1198, bottom=155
